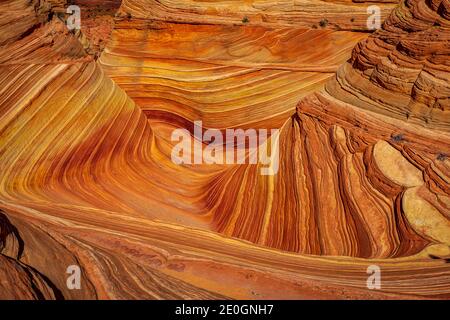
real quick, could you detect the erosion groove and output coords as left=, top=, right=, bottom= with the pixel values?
left=0, top=0, right=449, bottom=299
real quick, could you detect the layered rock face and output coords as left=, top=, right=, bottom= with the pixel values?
left=327, top=0, right=450, bottom=130
left=0, top=0, right=51, bottom=46
left=100, top=20, right=368, bottom=129
left=0, top=0, right=450, bottom=300
left=71, top=0, right=121, bottom=56
left=289, top=0, right=450, bottom=257
left=118, top=0, right=395, bottom=30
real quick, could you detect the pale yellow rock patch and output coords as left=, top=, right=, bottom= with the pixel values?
left=373, top=140, right=423, bottom=187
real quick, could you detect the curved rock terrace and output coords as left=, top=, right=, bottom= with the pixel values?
left=0, top=0, right=449, bottom=299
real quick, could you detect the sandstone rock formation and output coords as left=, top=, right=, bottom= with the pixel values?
left=71, top=0, right=121, bottom=56
left=327, top=0, right=450, bottom=130
left=118, top=0, right=396, bottom=30
left=0, top=0, right=449, bottom=300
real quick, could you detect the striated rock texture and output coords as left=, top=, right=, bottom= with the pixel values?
left=288, top=0, right=450, bottom=257
left=0, top=0, right=51, bottom=46
left=327, top=0, right=450, bottom=130
left=0, top=0, right=449, bottom=300
left=118, top=0, right=396, bottom=31
left=100, top=19, right=368, bottom=129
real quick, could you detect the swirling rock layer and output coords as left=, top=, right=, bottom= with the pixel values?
left=0, top=0, right=449, bottom=300
left=72, top=0, right=122, bottom=57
